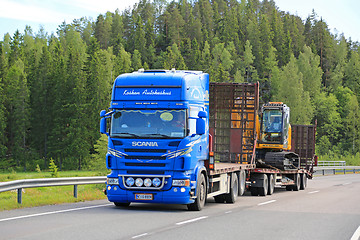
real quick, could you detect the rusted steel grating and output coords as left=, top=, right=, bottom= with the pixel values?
left=209, top=82, right=259, bottom=164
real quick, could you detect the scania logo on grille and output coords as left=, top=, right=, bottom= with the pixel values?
left=132, top=141, right=159, bottom=147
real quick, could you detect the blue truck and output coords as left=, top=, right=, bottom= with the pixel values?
left=100, top=69, right=316, bottom=210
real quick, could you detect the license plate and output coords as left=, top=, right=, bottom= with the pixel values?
left=135, top=193, right=153, bottom=200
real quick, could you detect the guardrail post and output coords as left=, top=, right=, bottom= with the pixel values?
left=17, top=188, right=22, bottom=204
left=344, top=169, right=346, bottom=174
left=322, top=169, right=325, bottom=175
left=333, top=169, right=335, bottom=175
left=74, top=185, right=78, bottom=198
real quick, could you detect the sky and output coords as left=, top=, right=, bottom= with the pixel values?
left=0, top=0, right=140, bottom=38
left=275, top=0, right=360, bottom=42
left=0, top=0, right=359, bottom=43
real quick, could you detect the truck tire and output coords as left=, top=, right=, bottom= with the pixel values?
left=225, top=173, right=238, bottom=203
left=238, top=170, right=246, bottom=196
left=258, top=174, right=268, bottom=196
left=300, top=173, right=307, bottom=190
left=114, top=202, right=130, bottom=207
left=187, top=173, right=206, bottom=211
left=293, top=173, right=300, bottom=191
left=267, top=174, right=275, bottom=195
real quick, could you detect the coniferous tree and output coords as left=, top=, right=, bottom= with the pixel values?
left=344, top=51, right=360, bottom=100
left=4, top=59, right=29, bottom=169
left=297, top=45, right=323, bottom=100
left=0, top=0, right=360, bottom=169
left=163, top=43, right=187, bottom=69
left=273, top=54, right=313, bottom=124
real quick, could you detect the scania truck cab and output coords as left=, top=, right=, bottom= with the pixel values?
left=100, top=69, right=209, bottom=210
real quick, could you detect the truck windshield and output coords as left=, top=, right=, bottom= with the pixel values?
left=110, top=109, right=186, bottom=139
left=261, top=110, right=283, bottom=143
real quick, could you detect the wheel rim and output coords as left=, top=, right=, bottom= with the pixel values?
left=297, top=174, right=300, bottom=186
left=199, top=178, right=205, bottom=202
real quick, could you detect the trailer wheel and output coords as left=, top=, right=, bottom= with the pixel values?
left=258, top=174, right=268, bottom=196
left=267, top=174, right=275, bottom=195
left=187, top=173, right=206, bottom=211
left=293, top=173, right=300, bottom=191
left=114, top=202, right=130, bottom=207
left=300, top=173, right=307, bottom=190
left=225, top=173, right=238, bottom=203
left=238, top=170, right=246, bottom=196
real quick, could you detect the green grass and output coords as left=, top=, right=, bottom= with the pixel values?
left=0, top=171, right=107, bottom=211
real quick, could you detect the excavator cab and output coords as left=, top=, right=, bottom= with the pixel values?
left=259, top=102, right=291, bottom=150
left=256, top=103, right=300, bottom=170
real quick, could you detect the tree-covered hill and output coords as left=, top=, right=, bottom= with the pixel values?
left=0, top=0, right=359, bottom=170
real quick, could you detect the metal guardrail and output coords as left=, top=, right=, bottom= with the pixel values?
left=313, top=166, right=360, bottom=176
left=317, top=161, right=346, bottom=166
left=0, top=176, right=106, bottom=204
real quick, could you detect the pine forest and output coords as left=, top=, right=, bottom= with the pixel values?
left=1, top=0, right=360, bottom=171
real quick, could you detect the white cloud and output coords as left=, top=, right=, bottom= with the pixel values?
left=0, top=0, right=140, bottom=24
left=62, top=0, right=139, bottom=14
left=0, top=0, right=78, bottom=23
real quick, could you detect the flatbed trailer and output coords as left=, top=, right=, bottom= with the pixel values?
left=207, top=82, right=316, bottom=198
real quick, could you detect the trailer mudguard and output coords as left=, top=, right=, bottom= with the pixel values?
left=250, top=173, right=267, bottom=188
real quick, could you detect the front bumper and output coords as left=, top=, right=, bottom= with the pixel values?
left=106, top=185, right=194, bottom=205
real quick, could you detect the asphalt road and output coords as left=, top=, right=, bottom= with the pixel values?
left=1, top=174, right=360, bottom=240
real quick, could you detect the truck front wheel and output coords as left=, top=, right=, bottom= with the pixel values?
left=114, top=202, right=130, bottom=207
left=187, top=173, right=206, bottom=211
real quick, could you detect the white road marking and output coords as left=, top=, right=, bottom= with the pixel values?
left=0, top=203, right=113, bottom=223
left=343, top=182, right=352, bottom=185
left=132, top=233, right=149, bottom=239
left=257, top=200, right=276, bottom=206
left=308, top=190, right=320, bottom=194
left=176, top=216, right=208, bottom=225
left=350, top=225, right=360, bottom=240
left=225, top=211, right=232, bottom=214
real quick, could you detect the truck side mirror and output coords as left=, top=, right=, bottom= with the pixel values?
left=196, top=118, right=205, bottom=135
left=195, top=111, right=207, bottom=135
left=198, top=111, right=207, bottom=118
left=100, top=110, right=107, bottom=135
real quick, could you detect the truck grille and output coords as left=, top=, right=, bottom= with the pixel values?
left=124, top=155, right=166, bottom=160
left=125, top=163, right=166, bottom=167
left=125, top=148, right=167, bottom=153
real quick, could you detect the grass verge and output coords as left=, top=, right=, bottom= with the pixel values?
left=0, top=171, right=107, bottom=211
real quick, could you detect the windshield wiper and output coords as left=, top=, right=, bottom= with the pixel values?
left=112, top=133, right=140, bottom=138
left=142, top=133, right=170, bottom=138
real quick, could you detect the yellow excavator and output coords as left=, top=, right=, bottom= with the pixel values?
left=255, top=102, right=299, bottom=170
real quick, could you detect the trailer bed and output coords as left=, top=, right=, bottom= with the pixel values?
left=210, top=163, right=256, bottom=175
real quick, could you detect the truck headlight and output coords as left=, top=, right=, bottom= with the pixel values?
left=144, top=178, right=152, bottom=187
left=152, top=178, right=161, bottom=187
left=135, top=178, right=143, bottom=187
left=172, top=179, right=190, bottom=187
left=125, top=177, right=135, bottom=187
left=107, top=178, right=119, bottom=185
